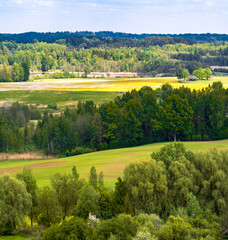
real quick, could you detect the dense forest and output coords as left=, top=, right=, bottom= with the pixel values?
left=1, top=31, right=228, bottom=43
left=0, top=83, right=227, bottom=155
left=0, top=143, right=227, bottom=239
left=0, top=40, right=227, bottom=81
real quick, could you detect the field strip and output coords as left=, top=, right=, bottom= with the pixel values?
left=0, top=76, right=227, bottom=92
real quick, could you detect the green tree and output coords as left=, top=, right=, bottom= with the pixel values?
left=151, top=143, right=196, bottom=215
left=159, top=83, right=173, bottom=104
left=186, top=192, right=201, bottom=217
left=124, top=160, right=167, bottom=215
left=72, top=165, right=79, bottom=180
left=99, top=171, right=104, bottom=186
left=12, top=62, right=24, bottom=81
left=41, top=54, right=50, bottom=72
left=2, top=65, right=12, bottom=81
left=42, top=217, right=89, bottom=240
left=51, top=173, right=83, bottom=220
left=163, top=95, right=193, bottom=141
left=122, top=194, right=134, bottom=216
left=89, top=166, right=98, bottom=189
left=151, top=142, right=195, bottom=168
left=83, top=65, right=91, bottom=78
left=112, top=177, right=127, bottom=214
left=193, top=149, right=228, bottom=215
left=97, top=214, right=137, bottom=240
left=37, top=186, right=61, bottom=226
left=101, top=101, right=120, bottom=147
left=16, top=168, right=38, bottom=227
left=193, top=67, right=205, bottom=80
left=204, top=68, right=212, bottom=80
left=176, top=67, right=190, bottom=82
left=74, top=185, right=100, bottom=219
left=120, top=99, right=144, bottom=146
left=158, top=216, right=191, bottom=240
left=207, top=82, right=226, bottom=138
left=134, top=213, right=162, bottom=238
left=21, top=61, right=30, bottom=81
left=98, top=187, right=113, bottom=219
left=0, top=174, right=32, bottom=234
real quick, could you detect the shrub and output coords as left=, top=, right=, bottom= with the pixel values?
left=71, top=146, right=94, bottom=156
left=47, top=103, right=57, bottom=110
left=192, top=134, right=202, bottom=141
left=161, top=73, right=175, bottom=77
left=202, top=134, right=210, bottom=141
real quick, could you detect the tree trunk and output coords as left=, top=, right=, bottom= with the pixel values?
left=174, top=133, right=177, bottom=142
left=31, top=214, right=33, bottom=228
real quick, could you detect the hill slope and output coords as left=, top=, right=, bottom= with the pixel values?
left=0, top=140, right=227, bottom=187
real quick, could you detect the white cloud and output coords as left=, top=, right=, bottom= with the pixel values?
left=10, top=0, right=54, bottom=7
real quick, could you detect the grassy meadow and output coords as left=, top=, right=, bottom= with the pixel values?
left=0, top=140, right=227, bottom=188
left=0, top=90, right=121, bottom=108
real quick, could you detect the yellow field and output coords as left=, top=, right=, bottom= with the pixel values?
left=40, top=76, right=228, bottom=92
left=0, top=76, right=227, bottom=92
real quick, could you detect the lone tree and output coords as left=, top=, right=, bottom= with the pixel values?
left=83, top=65, right=91, bottom=78
left=204, top=68, right=212, bottom=80
left=176, top=67, right=190, bottom=82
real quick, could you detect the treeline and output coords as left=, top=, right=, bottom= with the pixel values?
left=0, top=102, right=41, bottom=152
left=0, top=143, right=227, bottom=239
left=1, top=83, right=227, bottom=155
left=65, top=36, right=195, bottom=49
left=0, top=41, right=227, bottom=77
left=1, top=31, right=228, bottom=43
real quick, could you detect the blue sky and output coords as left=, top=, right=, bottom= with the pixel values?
left=0, top=0, right=227, bottom=34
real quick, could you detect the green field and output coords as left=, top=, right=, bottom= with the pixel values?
left=0, top=90, right=121, bottom=108
left=0, top=140, right=227, bottom=188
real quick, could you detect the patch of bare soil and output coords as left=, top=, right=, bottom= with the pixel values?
left=104, top=174, right=119, bottom=178
left=103, top=163, right=127, bottom=172
left=0, top=152, right=56, bottom=161
left=0, top=161, right=66, bottom=174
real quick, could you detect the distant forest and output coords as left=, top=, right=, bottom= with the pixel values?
left=0, top=40, right=227, bottom=81
left=1, top=31, right=228, bottom=44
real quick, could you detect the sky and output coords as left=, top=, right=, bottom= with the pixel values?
left=0, top=0, right=227, bottom=34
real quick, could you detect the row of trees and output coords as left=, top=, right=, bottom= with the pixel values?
left=177, top=67, right=212, bottom=81
left=0, top=41, right=227, bottom=76
left=33, top=82, right=227, bottom=155
left=0, top=143, right=227, bottom=239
